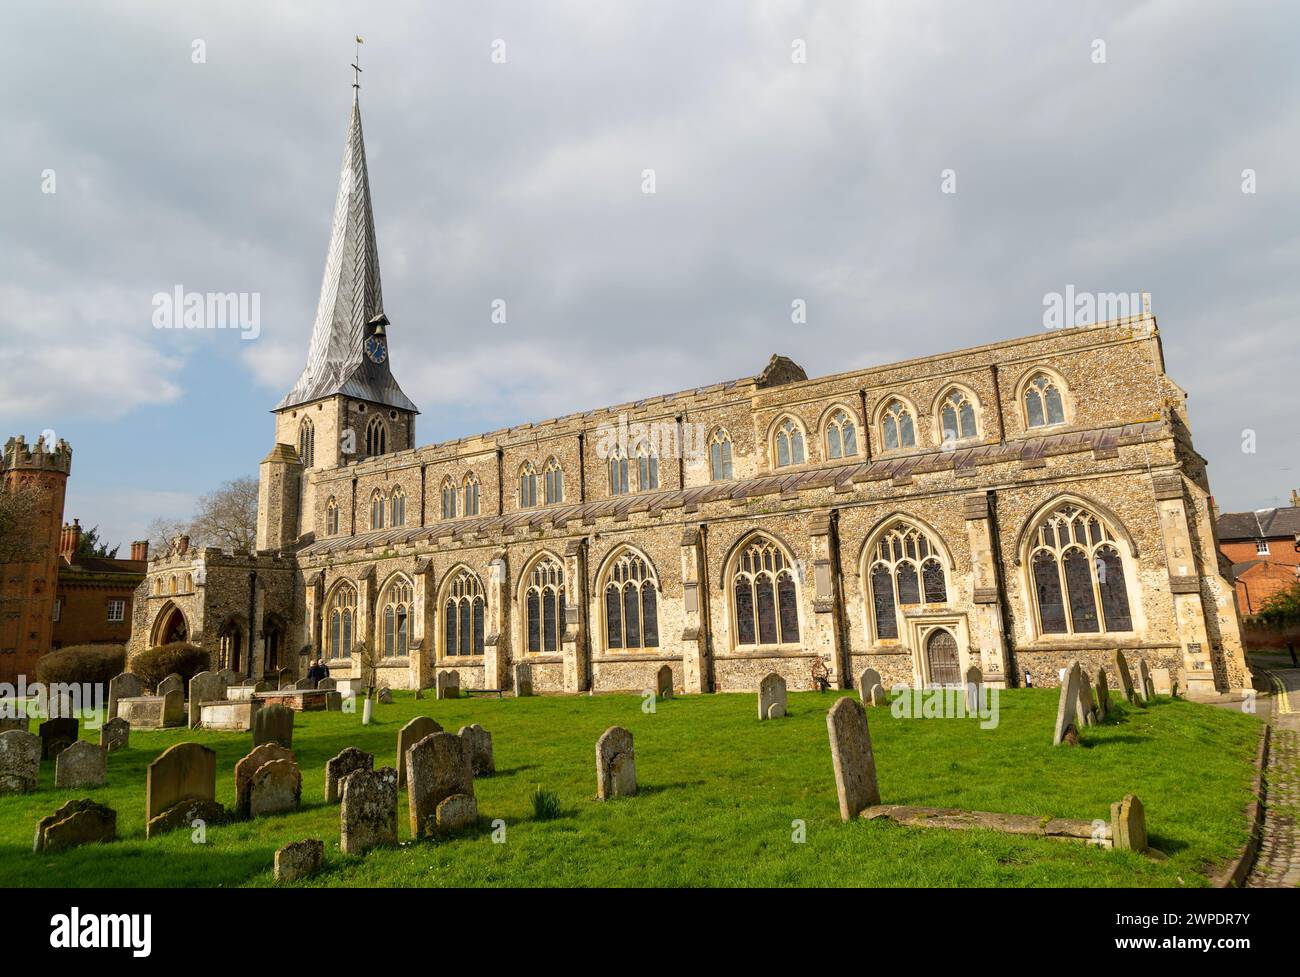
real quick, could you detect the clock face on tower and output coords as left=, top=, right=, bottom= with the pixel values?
left=364, top=335, right=387, bottom=364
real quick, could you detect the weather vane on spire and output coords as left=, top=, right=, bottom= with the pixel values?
left=352, top=35, right=364, bottom=89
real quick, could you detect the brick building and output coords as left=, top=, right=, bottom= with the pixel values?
left=1216, top=493, right=1300, bottom=615
left=52, top=522, right=147, bottom=649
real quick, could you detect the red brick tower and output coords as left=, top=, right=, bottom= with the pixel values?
left=0, top=434, right=72, bottom=684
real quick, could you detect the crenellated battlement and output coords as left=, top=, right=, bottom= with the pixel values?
left=3, top=434, right=73, bottom=476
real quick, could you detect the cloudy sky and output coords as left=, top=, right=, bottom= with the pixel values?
left=3, top=0, right=1297, bottom=548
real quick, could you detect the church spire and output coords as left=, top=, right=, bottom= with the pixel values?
left=276, top=84, right=416, bottom=414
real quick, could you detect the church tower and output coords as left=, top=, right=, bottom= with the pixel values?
left=259, top=86, right=418, bottom=550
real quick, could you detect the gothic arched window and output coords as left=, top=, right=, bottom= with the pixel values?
left=524, top=557, right=565, bottom=654
left=866, top=522, right=949, bottom=641
left=709, top=429, right=734, bottom=481
left=881, top=400, right=916, bottom=450
left=603, top=551, right=660, bottom=651
left=608, top=447, right=629, bottom=496
left=365, top=416, right=388, bottom=456
left=1024, top=372, right=1066, bottom=429
left=1028, top=503, right=1133, bottom=635
left=390, top=487, right=406, bottom=527
left=731, top=535, right=800, bottom=647
left=298, top=418, right=315, bottom=467
left=939, top=388, right=978, bottom=442
left=773, top=417, right=806, bottom=468
left=543, top=458, right=565, bottom=505
left=825, top=408, right=859, bottom=460
left=636, top=443, right=659, bottom=492
left=325, top=496, right=339, bottom=535
left=463, top=473, right=480, bottom=517
left=370, top=490, right=386, bottom=530
left=519, top=462, right=538, bottom=509
left=380, top=577, right=413, bottom=658
left=441, top=477, right=457, bottom=520
left=442, top=569, right=485, bottom=658
left=326, top=585, right=357, bottom=660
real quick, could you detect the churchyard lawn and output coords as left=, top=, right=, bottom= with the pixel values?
left=0, top=688, right=1260, bottom=887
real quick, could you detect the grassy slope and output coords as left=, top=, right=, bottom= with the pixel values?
left=0, top=689, right=1260, bottom=887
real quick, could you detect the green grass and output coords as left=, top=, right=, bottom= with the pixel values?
left=0, top=689, right=1261, bottom=887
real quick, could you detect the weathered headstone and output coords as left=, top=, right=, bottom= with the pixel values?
left=340, top=767, right=398, bottom=855
left=1136, top=659, right=1154, bottom=702
left=235, top=742, right=296, bottom=816
left=376, top=686, right=393, bottom=704
left=188, top=670, right=228, bottom=728
left=395, top=716, right=443, bottom=788
left=1151, top=667, right=1173, bottom=696
left=435, top=793, right=479, bottom=833
left=157, top=673, right=184, bottom=699
left=513, top=661, right=533, bottom=697
left=0, top=729, right=40, bottom=793
left=1053, top=664, right=1084, bottom=746
left=458, top=724, right=495, bottom=776
left=406, top=732, right=476, bottom=837
left=656, top=665, right=673, bottom=699
left=1110, top=650, right=1136, bottom=703
left=33, top=798, right=116, bottom=853
left=217, top=669, right=240, bottom=688
left=252, top=703, right=294, bottom=749
left=145, top=742, right=219, bottom=838
left=55, top=740, right=106, bottom=789
left=325, top=747, right=374, bottom=803
left=758, top=672, right=787, bottom=720
left=436, top=671, right=460, bottom=700
left=964, top=664, right=983, bottom=713
left=274, top=839, right=323, bottom=883
left=107, top=671, right=143, bottom=720
left=1095, top=668, right=1110, bottom=719
left=1077, top=665, right=1097, bottom=727
left=317, top=677, right=337, bottom=691
left=857, top=668, right=883, bottom=705
left=826, top=696, right=880, bottom=821
left=39, top=717, right=78, bottom=760
left=869, top=683, right=888, bottom=707
left=1110, top=794, right=1148, bottom=853
left=249, top=758, right=302, bottom=817
left=100, top=716, right=129, bottom=752
left=596, top=725, right=637, bottom=800
left=324, top=690, right=343, bottom=711
left=294, top=678, right=315, bottom=690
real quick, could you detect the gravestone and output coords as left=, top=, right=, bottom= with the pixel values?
left=39, top=717, right=78, bottom=760
left=145, top=742, right=218, bottom=838
left=596, top=726, right=637, bottom=800
left=100, top=716, right=129, bottom=752
left=513, top=661, right=533, bottom=697
left=436, top=793, right=478, bottom=834
left=1110, top=650, right=1136, bottom=703
left=275, top=839, right=323, bottom=883
left=1110, top=794, right=1148, bottom=853
left=157, top=673, right=184, bottom=699
left=340, top=767, right=398, bottom=855
left=1077, top=666, right=1097, bottom=727
left=252, top=704, right=294, bottom=749
left=188, top=671, right=228, bottom=729
left=1136, top=660, right=1154, bottom=702
left=294, top=678, right=315, bottom=690
left=1094, top=668, right=1110, bottom=719
left=235, top=742, right=296, bottom=816
left=277, top=668, right=293, bottom=688
left=406, top=732, right=476, bottom=838
left=1151, top=667, right=1173, bottom=696
left=279, top=681, right=295, bottom=691
left=218, top=669, right=240, bottom=687
left=33, top=798, right=116, bottom=853
left=458, top=724, right=495, bottom=776
left=869, top=683, right=888, bottom=707
left=317, top=678, right=337, bottom=691
left=376, top=686, right=393, bottom=704
left=758, top=672, right=787, bottom=720
left=656, top=665, right=673, bottom=699
left=0, top=715, right=27, bottom=734
left=436, top=671, right=460, bottom=700
left=324, top=690, right=343, bottom=711
left=55, top=740, right=107, bottom=789
left=107, top=672, right=143, bottom=720
left=964, top=665, right=983, bottom=713
left=325, top=747, right=374, bottom=803
left=1053, top=664, right=1084, bottom=746
left=248, top=758, right=302, bottom=817
left=395, top=716, right=443, bottom=788
left=857, top=668, right=883, bottom=705
left=0, top=729, right=40, bottom=793
left=826, top=696, right=880, bottom=821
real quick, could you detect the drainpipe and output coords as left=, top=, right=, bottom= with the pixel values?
left=246, top=569, right=257, bottom=681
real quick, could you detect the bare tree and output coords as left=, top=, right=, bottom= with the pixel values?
left=148, top=475, right=259, bottom=554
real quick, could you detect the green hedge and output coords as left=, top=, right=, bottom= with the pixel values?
left=35, top=644, right=126, bottom=687
left=131, top=642, right=210, bottom=690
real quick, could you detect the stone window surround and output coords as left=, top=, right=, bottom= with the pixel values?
left=859, top=517, right=953, bottom=644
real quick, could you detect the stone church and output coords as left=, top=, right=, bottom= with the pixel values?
left=126, top=90, right=1251, bottom=699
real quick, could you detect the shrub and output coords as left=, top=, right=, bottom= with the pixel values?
left=131, top=642, right=210, bottom=689
left=531, top=786, right=562, bottom=821
left=35, top=644, right=125, bottom=687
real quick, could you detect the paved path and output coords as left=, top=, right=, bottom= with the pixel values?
left=1245, top=668, right=1300, bottom=888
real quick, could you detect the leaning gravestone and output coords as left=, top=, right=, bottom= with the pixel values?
left=596, top=725, right=637, bottom=800
left=55, top=740, right=106, bottom=789
left=1110, top=650, right=1136, bottom=703
left=145, top=742, right=220, bottom=838
left=1111, top=794, right=1148, bottom=853
left=157, top=673, right=184, bottom=700
left=249, top=758, right=302, bottom=817
left=826, top=696, right=880, bottom=821
left=294, top=678, right=315, bottom=691
left=656, top=664, right=673, bottom=699
left=274, top=839, right=323, bottom=883
left=406, top=732, right=476, bottom=838
left=513, top=661, right=533, bottom=697
left=107, top=672, right=144, bottom=720
left=34, top=797, right=117, bottom=852
left=1095, top=668, right=1110, bottom=720
left=235, top=742, right=296, bottom=816
left=340, top=767, right=398, bottom=855
left=1076, top=665, right=1097, bottom=728
left=1053, top=664, right=1084, bottom=746
left=325, top=747, right=374, bottom=803
left=39, top=718, right=78, bottom=760
left=376, top=687, right=393, bottom=704
left=436, top=671, right=460, bottom=700
left=188, top=671, right=228, bottom=729
left=252, top=704, right=294, bottom=749
left=857, top=668, right=883, bottom=705
left=758, top=672, right=787, bottom=720
left=964, top=665, right=983, bottom=713
left=1136, top=660, right=1154, bottom=702
left=395, top=716, right=443, bottom=788
left=0, top=729, right=40, bottom=794
left=869, top=683, right=888, bottom=707
left=100, top=716, right=129, bottom=752
left=458, top=724, right=495, bottom=776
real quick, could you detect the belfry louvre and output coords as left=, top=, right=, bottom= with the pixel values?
left=127, top=91, right=1250, bottom=700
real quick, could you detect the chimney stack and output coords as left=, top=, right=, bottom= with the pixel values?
left=59, top=519, right=82, bottom=560
left=131, top=540, right=150, bottom=562
left=1291, top=489, right=1299, bottom=508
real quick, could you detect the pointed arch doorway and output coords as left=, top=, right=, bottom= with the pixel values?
left=925, top=628, right=961, bottom=686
